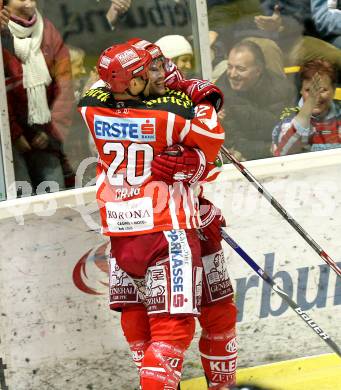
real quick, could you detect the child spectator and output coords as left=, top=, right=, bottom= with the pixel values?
left=155, top=34, right=194, bottom=77
left=272, top=59, right=341, bottom=156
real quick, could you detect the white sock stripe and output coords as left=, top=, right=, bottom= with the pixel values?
left=140, top=366, right=166, bottom=373
left=200, top=352, right=238, bottom=360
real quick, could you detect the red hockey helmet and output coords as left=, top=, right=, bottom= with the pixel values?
left=97, top=43, right=152, bottom=93
left=127, top=38, right=164, bottom=61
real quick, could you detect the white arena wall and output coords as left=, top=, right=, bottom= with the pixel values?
left=0, top=149, right=340, bottom=390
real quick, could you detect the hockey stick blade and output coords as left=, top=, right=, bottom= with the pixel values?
left=220, top=145, right=341, bottom=279
left=221, top=228, right=341, bottom=358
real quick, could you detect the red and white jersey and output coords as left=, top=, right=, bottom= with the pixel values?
left=78, top=87, right=224, bottom=236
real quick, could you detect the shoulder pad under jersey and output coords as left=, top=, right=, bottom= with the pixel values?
left=280, top=106, right=300, bottom=121
left=78, top=87, right=117, bottom=108
left=78, top=87, right=155, bottom=110
left=78, top=87, right=144, bottom=110
left=143, top=88, right=195, bottom=119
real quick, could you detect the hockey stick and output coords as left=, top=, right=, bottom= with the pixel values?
left=220, top=228, right=341, bottom=357
left=220, top=145, right=341, bottom=278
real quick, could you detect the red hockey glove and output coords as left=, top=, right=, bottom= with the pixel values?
left=198, top=197, right=226, bottom=242
left=163, top=58, right=185, bottom=89
left=171, top=79, right=224, bottom=112
left=151, top=144, right=207, bottom=185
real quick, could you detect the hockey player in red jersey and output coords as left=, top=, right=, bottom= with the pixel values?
left=78, top=43, right=225, bottom=390
left=100, top=39, right=237, bottom=390
left=139, top=39, right=237, bottom=390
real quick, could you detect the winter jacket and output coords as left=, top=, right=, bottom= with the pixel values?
left=272, top=100, right=341, bottom=156
left=216, top=70, right=295, bottom=159
left=311, top=0, right=341, bottom=38
left=4, top=17, right=74, bottom=144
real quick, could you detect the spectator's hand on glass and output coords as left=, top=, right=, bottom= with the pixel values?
left=302, top=73, right=322, bottom=113
left=230, top=147, right=245, bottom=162
left=295, top=73, right=322, bottom=128
left=111, top=0, right=131, bottom=14
left=106, top=0, right=131, bottom=27
left=82, top=67, right=100, bottom=94
left=218, top=108, right=226, bottom=121
left=31, top=131, right=49, bottom=150
left=0, top=5, right=10, bottom=30
left=15, top=135, right=32, bottom=154
left=254, top=5, right=282, bottom=33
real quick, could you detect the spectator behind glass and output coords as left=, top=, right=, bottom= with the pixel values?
left=215, top=40, right=295, bottom=160
left=0, top=0, right=14, bottom=53
left=155, top=35, right=194, bottom=78
left=65, top=44, right=96, bottom=187
left=4, top=0, right=74, bottom=195
left=272, top=59, right=341, bottom=156
left=67, top=45, right=86, bottom=102
left=206, top=0, right=286, bottom=79
left=105, top=0, right=132, bottom=30
left=257, top=0, right=341, bottom=70
left=0, top=0, right=10, bottom=29
left=311, top=0, right=341, bottom=49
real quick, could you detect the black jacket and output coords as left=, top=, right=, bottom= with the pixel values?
left=216, top=69, right=296, bottom=160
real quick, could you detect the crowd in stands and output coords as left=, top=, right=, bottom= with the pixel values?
left=0, top=0, right=340, bottom=196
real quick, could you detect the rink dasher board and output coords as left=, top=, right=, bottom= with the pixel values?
left=0, top=150, right=340, bottom=389
left=181, top=353, right=341, bottom=390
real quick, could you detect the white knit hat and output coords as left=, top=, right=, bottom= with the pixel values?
left=155, top=35, right=193, bottom=59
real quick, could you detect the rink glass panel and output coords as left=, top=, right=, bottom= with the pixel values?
left=1, top=0, right=201, bottom=198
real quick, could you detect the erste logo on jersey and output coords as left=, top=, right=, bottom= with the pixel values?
left=94, top=115, right=156, bottom=141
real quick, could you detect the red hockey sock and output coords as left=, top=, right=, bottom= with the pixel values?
left=140, top=316, right=195, bottom=390
left=121, top=305, right=151, bottom=371
left=198, top=299, right=238, bottom=388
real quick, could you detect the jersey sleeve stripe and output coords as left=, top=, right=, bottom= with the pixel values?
left=80, top=106, right=90, bottom=129
left=200, top=108, right=219, bottom=130
left=179, top=183, right=192, bottom=229
left=191, top=124, right=225, bottom=139
left=166, top=112, right=176, bottom=146
left=96, top=170, right=106, bottom=191
left=179, top=120, right=191, bottom=143
left=187, top=185, right=199, bottom=229
left=168, top=185, right=180, bottom=230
